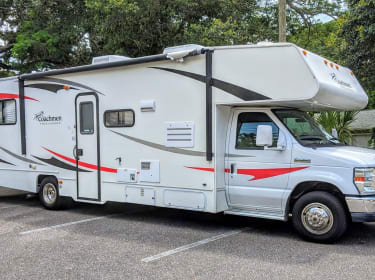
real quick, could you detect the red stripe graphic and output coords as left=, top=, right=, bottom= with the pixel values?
left=43, top=147, right=117, bottom=173
left=185, top=166, right=215, bottom=172
left=237, top=166, right=308, bottom=181
left=0, top=93, right=39, bottom=102
left=185, top=166, right=308, bottom=181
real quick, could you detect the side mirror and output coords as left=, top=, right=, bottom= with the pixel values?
left=256, top=125, right=273, bottom=147
left=265, top=130, right=286, bottom=151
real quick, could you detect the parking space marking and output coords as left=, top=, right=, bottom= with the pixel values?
left=141, top=228, right=247, bottom=263
left=19, top=214, right=118, bottom=235
left=0, top=205, right=20, bottom=210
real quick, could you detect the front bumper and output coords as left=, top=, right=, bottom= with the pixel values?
left=346, top=196, right=375, bottom=222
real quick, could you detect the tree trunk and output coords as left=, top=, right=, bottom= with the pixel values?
left=279, top=0, right=287, bottom=42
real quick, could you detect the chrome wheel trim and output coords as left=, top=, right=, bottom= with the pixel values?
left=301, top=202, right=334, bottom=235
left=42, top=183, right=57, bottom=205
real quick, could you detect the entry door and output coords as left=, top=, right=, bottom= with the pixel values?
left=75, top=94, right=100, bottom=201
left=225, top=110, right=292, bottom=214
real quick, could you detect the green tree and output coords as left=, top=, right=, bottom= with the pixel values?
left=278, top=0, right=345, bottom=42
left=1, top=0, right=274, bottom=72
left=315, top=111, right=358, bottom=144
left=1, top=0, right=90, bottom=74
left=85, top=0, right=271, bottom=57
left=288, top=19, right=345, bottom=63
left=341, top=0, right=375, bottom=108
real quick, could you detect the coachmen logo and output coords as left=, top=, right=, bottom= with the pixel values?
left=34, top=111, right=62, bottom=125
left=330, top=73, right=352, bottom=88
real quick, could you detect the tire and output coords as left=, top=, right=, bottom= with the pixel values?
left=292, top=191, right=348, bottom=243
left=39, top=177, right=73, bottom=210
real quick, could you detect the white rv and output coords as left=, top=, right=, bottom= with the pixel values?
left=0, top=42, right=372, bottom=242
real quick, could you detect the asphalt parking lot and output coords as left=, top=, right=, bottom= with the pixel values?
left=0, top=195, right=374, bottom=280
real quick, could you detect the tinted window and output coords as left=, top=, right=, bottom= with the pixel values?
left=0, top=99, right=16, bottom=125
left=80, top=102, right=94, bottom=134
left=104, top=110, right=134, bottom=127
left=236, top=112, right=279, bottom=149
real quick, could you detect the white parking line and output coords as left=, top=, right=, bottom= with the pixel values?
left=19, top=214, right=118, bottom=235
left=141, top=228, right=246, bottom=263
left=0, top=205, right=20, bottom=210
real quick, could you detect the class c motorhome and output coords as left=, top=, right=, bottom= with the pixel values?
left=0, top=42, right=372, bottom=242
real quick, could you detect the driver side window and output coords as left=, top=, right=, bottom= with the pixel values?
left=236, top=112, right=279, bottom=150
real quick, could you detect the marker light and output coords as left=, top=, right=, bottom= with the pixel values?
left=350, top=71, right=354, bottom=76
left=335, top=65, right=339, bottom=70
left=323, top=60, right=328, bottom=65
left=302, top=50, right=307, bottom=56
left=58, top=180, right=63, bottom=184
left=354, top=168, right=375, bottom=194
left=330, top=62, right=334, bottom=67
left=64, top=85, right=70, bottom=91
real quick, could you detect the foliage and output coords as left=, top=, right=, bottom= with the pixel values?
left=285, top=0, right=345, bottom=32
left=0, top=0, right=349, bottom=74
left=288, top=19, right=346, bottom=63
left=84, top=0, right=278, bottom=57
left=0, top=0, right=374, bottom=114
left=1, top=0, right=90, bottom=73
left=315, top=111, right=358, bottom=144
left=341, top=0, right=375, bottom=108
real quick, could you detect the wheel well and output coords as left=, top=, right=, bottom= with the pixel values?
left=287, top=181, right=349, bottom=216
left=36, top=175, right=57, bottom=192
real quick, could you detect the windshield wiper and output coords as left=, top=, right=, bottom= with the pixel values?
left=299, top=136, right=324, bottom=141
left=328, top=137, right=340, bottom=145
left=328, top=137, right=339, bottom=145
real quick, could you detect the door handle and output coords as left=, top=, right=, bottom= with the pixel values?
left=73, top=146, right=83, bottom=160
left=77, top=149, right=83, bottom=157
left=230, top=163, right=235, bottom=174
left=73, top=146, right=77, bottom=160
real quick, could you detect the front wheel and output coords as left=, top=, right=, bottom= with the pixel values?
left=292, top=191, right=348, bottom=243
left=39, top=177, right=72, bottom=210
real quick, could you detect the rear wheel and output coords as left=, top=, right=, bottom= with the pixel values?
left=39, top=177, right=72, bottom=210
left=292, top=191, right=347, bottom=243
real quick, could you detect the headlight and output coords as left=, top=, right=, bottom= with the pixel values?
left=354, top=168, right=375, bottom=194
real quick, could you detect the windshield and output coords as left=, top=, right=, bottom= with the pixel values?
left=273, top=109, right=341, bottom=147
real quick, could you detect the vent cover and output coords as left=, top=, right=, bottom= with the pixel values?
left=140, top=160, right=160, bottom=183
left=165, top=121, right=194, bottom=148
left=163, top=44, right=204, bottom=55
left=92, top=55, right=131, bottom=64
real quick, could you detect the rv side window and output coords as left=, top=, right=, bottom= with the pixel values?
left=80, top=102, right=94, bottom=134
left=104, top=110, right=134, bottom=127
left=236, top=112, right=279, bottom=149
left=0, top=99, right=16, bottom=125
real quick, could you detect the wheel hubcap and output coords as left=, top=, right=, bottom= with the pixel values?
left=301, top=202, right=334, bottom=235
left=43, top=183, right=57, bottom=205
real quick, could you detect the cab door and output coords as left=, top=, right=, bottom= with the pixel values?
left=225, top=109, right=292, bottom=215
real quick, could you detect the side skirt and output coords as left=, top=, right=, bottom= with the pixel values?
left=224, top=209, right=287, bottom=221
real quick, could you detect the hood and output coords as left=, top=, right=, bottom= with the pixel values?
left=293, top=145, right=375, bottom=168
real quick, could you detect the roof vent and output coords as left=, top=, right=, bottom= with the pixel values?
left=163, top=44, right=205, bottom=55
left=92, top=55, right=131, bottom=65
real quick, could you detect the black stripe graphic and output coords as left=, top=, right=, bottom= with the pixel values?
left=110, top=130, right=250, bottom=158
left=25, top=83, right=77, bottom=93
left=0, top=158, right=15, bottom=166
left=33, top=156, right=91, bottom=172
left=34, top=77, right=105, bottom=96
left=111, top=130, right=206, bottom=157
left=150, top=67, right=270, bottom=101
left=0, top=147, right=44, bottom=165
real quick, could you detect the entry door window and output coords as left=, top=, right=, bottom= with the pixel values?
left=236, top=112, right=279, bottom=149
left=80, top=102, right=94, bottom=134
